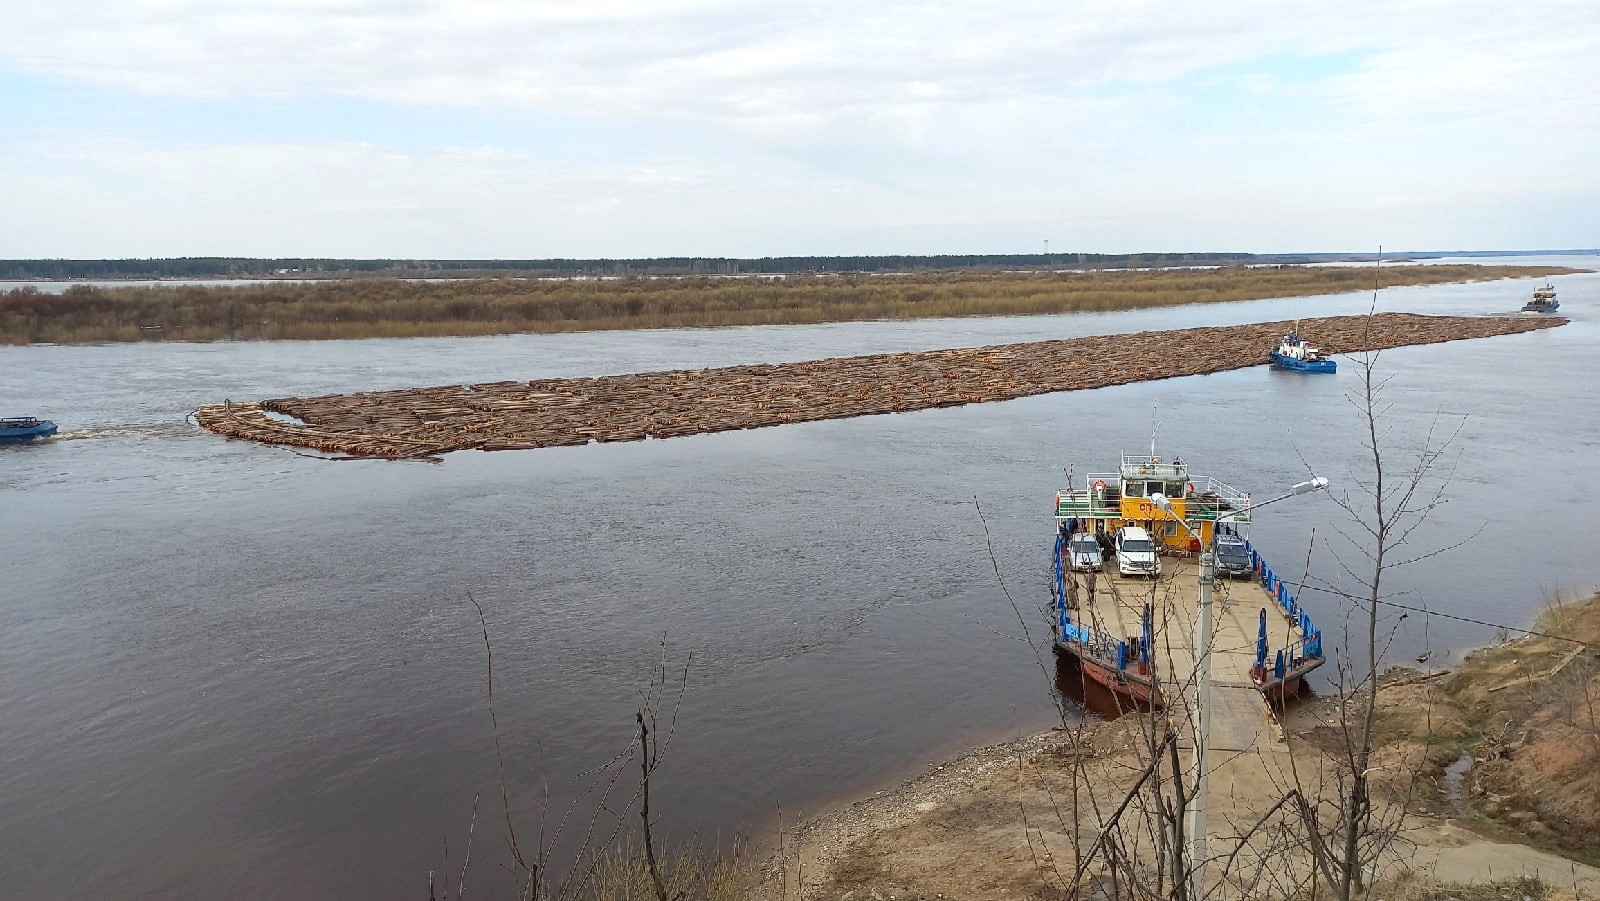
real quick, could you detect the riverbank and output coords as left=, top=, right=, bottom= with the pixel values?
left=0, top=264, right=1580, bottom=344
left=749, top=592, right=1600, bottom=900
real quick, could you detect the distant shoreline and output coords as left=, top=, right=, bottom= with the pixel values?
left=3, top=249, right=1598, bottom=284
left=1, top=264, right=1582, bottom=345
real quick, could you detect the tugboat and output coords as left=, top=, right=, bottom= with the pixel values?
left=1522, top=281, right=1559, bottom=313
left=1268, top=322, right=1336, bottom=373
left=0, top=416, right=58, bottom=444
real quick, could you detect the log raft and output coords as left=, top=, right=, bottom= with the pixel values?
left=194, top=313, right=1564, bottom=459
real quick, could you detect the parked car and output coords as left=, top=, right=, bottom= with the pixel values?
left=1114, top=526, right=1160, bottom=578
left=1066, top=532, right=1103, bottom=572
left=1215, top=534, right=1253, bottom=578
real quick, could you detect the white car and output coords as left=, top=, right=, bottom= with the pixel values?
left=1066, top=533, right=1103, bottom=572
left=1114, top=526, right=1161, bottom=578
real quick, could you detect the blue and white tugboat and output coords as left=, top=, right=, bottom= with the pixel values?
left=1522, top=281, right=1558, bottom=313
left=1268, top=323, right=1336, bottom=373
left=0, top=416, right=58, bottom=444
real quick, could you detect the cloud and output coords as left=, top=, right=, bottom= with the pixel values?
left=1, top=0, right=1596, bottom=254
left=4, top=1, right=1591, bottom=126
left=2, top=135, right=1593, bottom=258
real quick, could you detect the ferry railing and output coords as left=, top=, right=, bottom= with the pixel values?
left=1120, top=456, right=1189, bottom=482
left=1184, top=475, right=1252, bottom=523
left=1215, top=524, right=1324, bottom=684
left=1053, top=533, right=1151, bottom=675
left=1054, top=491, right=1117, bottom=518
left=1055, top=473, right=1124, bottom=517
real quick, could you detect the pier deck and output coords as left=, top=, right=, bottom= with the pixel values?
left=1066, top=560, right=1300, bottom=751
left=1061, top=554, right=1320, bottom=879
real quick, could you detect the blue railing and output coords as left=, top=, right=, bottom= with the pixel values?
left=1053, top=531, right=1150, bottom=671
left=1217, top=524, right=1324, bottom=679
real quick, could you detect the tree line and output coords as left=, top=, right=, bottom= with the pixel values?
left=0, top=252, right=1309, bottom=281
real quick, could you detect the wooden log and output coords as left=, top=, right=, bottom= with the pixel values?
left=195, top=313, right=1563, bottom=459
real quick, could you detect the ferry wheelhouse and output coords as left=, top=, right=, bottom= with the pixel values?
left=1055, top=454, right=1252, bottom=553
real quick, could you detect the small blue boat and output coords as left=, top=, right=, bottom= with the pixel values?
left=0, top=416, right=58, bottom=444
left=1269, top=325, right=1336, bottom=373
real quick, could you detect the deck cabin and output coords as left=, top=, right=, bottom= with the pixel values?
left=1053, top=453, right=1252, bottom=552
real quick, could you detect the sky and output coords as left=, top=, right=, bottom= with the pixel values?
left=1, top=0, right=1597, bottom=258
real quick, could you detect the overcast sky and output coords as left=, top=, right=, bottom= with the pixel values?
left=3, top=0, right=1596, bottom=258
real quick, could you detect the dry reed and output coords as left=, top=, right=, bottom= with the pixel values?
left=2, top=264, right=1578, bottom=344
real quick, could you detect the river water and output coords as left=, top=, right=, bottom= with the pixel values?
left=3, top=257, right=1597, bottom=899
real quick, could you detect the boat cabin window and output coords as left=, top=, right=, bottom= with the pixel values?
left=1166, top=481, right=1186, bottom=497
left=1123, top=480, right=1145, bottom=497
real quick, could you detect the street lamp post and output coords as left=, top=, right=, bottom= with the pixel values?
left=1150, top=476, right=1327, bottom=901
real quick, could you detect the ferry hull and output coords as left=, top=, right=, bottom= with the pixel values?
left=1251, top=657, right=1325, bottom=704
left=1055, top=637, right=1162, bottom=709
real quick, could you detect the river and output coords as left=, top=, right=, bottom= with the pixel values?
left=2, top=256, right=1596, bottom=899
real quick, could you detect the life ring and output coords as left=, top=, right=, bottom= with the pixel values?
left=1092, top=479, right=1108, bottom=492
left=1186, top=482, right=1196, bottom=496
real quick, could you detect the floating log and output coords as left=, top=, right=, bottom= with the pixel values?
left=194, top=313, right=1563, bottom=459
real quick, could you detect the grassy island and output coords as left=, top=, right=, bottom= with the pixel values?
left=0, top=264, right=1581, bottom=344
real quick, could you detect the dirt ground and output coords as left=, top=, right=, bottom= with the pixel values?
left=1356, top=591, right=1600, bottom=862
left=747, top=593, right=1600, bottom=901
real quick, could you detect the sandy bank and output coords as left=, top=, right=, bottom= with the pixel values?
left=750, top=593, right=1600, bottom=900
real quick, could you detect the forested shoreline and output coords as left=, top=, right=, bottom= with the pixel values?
left=2, top=252, right=1301, bottom=280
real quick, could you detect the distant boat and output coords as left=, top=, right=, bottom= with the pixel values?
left=0, top=416, right=58, bottom=444
left=1268, top=323, right=1337, bottom=373
left=1522, top=281, right=1559, bottom=313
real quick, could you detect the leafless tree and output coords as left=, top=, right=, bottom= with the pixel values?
left=1288, top=315, right=1476, bottom=900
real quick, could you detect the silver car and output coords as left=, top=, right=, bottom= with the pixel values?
left=1066, top=533, right=1104, bottom=572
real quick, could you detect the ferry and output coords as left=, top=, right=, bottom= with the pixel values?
left=1522, top=281, right=1558, bottom=313
left=1, top=416, right=58, bottom=444
left=1268, top=323, right=1336, bottom=373
left=1050, top=452, right=1326, bottom=709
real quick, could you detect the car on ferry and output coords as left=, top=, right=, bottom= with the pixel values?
left=1065, top=532, right=1103, bottom=572
left=1215, top=534, right=1254, bottom=578
left=1113, top=526, right=1160, bottom=578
